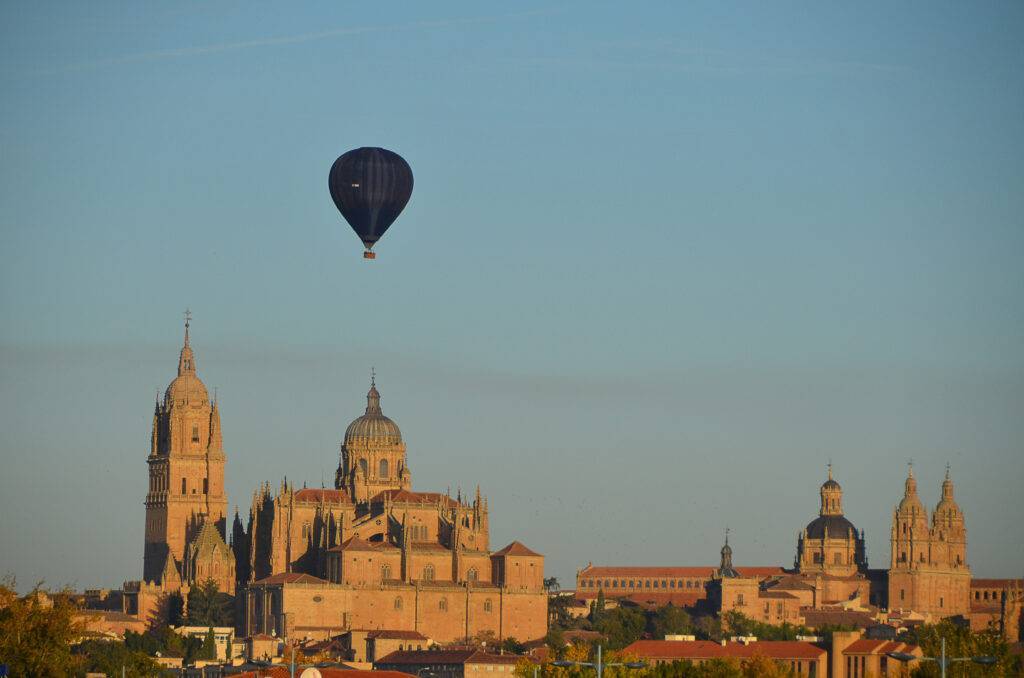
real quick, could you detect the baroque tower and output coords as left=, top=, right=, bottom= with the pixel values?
left=888, top=464, right=970, bottom=617
left=143, top=314, right=229, bottom=587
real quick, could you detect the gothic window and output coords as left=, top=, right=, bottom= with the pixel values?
left=191, top=425, right=200, bottom=443
left=439, top=598, right=448, bottom=612
left=379, top=459, right=389, bottom=478
left=382, top=565, right=391, bottom=580
left=423, top=564, right=435, bottom=582
left=359, top=459, right=368, bottom=476
left=181, top=478, right=187, bottom=494
left=394, top=597, right=402, bottom=610
left=467, top=568, right=478, bottom=583
left=484, top=599, right=492, bottom=612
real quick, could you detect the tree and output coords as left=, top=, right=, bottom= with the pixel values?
left=501, top=637, right=526, bottom=654
left=0, top=578, right=84, bottom=677
left=544, top=577, right=561, bottom=593
left=185, top=578, right=234, bottom=627
left=74, top=639, right=162, bottom=678
left=648, top=604, right=693, bottom=639
left=544, top=627, right=566, bottom=656
left=593, top=606, right=646, bottom=649
left=904, top=620, right=1010, bottom=677
left=198, top=626, right=217, bottom=660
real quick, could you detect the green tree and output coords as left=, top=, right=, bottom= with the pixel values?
left=905, top=620, right=1010, bottom=677
left=0, top=578, right=84, bottom=678
left=593, top=606, right=646, bottom=649
left=198, top=627, right=217, bottom=660
left=185, top=578, right=234, bottom=627
left=501, top=637, right=526, bottom=654
left=74, top=639, right=162, bottom=678
left=648, top=604, right=693, bottom=639
left=544, top=577, right=561, bottom=592
left=544, top=627, right=566, bottom=657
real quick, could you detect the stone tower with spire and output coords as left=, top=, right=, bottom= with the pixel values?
left=795, top=465, right=866, bottom=577
left=888, top=464, right=970, bottom=617
left=143, top=313, right=229, bottom=587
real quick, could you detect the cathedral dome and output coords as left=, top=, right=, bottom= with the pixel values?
left=344, top=381, right=402, bottom=444
left=805, top=514, right=857, bottom=540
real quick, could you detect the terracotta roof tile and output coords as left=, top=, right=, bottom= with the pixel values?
left=844, top=639, right=887, bottom=654
left=377, top=649, right=519, bottom=665
left=252, top=573, right=328, bottom=586
left=624, top=640, right=826, bottom=660
left=366, top=630, right=428, bottom=640
left=492, top=541, right=542, bottom=557
left=579, top=566, right=784, bottom=578
left=294, top=488, right=352, bottom=504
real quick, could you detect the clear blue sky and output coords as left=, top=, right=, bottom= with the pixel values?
left=1, top=2, right=1022, bottom=590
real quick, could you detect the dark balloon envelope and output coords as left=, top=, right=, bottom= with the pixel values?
left=328, top=147, right=413, bottom=258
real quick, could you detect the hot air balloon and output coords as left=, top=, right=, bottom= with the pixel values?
left=328, top=147, right=413, bottom=259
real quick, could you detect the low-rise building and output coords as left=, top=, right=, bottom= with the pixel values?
left=623, top=639, right=827, bottom=676
left=375, top=648, right=522, bottom=678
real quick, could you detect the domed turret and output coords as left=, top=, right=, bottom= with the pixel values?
left=337, top=373, right=410, bottom=503
left=717, top=528, right=740, bottom=578
left=164, top=320, right=209, bottom=404
left=344, top=380, right=402, bottom=444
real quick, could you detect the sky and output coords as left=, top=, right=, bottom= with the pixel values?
left=1, top=1, right=1022, bottom=591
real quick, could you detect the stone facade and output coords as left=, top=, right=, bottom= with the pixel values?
left=142, top=317, right=233, bottom=596
left=888, top=465, right=971, bottom=618
left=237, top=380, right=546, bottom=643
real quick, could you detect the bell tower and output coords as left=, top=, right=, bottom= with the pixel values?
left=143, top=313, right=229, bottom=586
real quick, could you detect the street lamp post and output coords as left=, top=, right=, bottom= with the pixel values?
left=552, top=645, right=646, bottom=678
left=887, top=636, right=998, bottom=678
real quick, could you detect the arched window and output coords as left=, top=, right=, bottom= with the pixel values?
left=467, top=568, right=478, bottom=583
left=181, top=478, right=187, bottom=494
left=379, top=459, right=389, bottom=478
left=191, top=425, right=200, bottom=443
left=302, top=522, right=310, bottom=539
left=439, top=598, right=448, bottom=612
left=394, top=597, right=402, bottom=610
left=484, top=599, right=492, bottom=612
left=382, top=565, right=391, bottom=580
left=645, top=580, right=651, bottom=588
left=686, top=581, right=692, bottom=589
left=423, top=564, right=435, bottom=582
left=359, top=459, right=368, bottom=476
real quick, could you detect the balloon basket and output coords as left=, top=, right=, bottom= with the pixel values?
left=363, top=251, right=376, bottom=260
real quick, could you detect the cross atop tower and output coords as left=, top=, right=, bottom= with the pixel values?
left=725, top=526, right=730, bottom=546
left=828, top=459, right=833, bottom=480
left=183, top=309, right=192, bottom=345
left=371, top=366, right=376, bottom=387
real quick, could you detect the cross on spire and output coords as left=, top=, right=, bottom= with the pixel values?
left=371, top=366, right=376, bottom=387
left=725, top=526, right=730, bottom=546
left=828, top=459, right=833, bottom=480
left=183, top=308, right=192, bottom=345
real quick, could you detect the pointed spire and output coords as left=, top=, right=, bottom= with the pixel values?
left=177, top=310, right=197, bottom=376
left=184, top=309, right=191, bottom=346
left=827, top=460, right=833, bottom=480
left=365, top=371, right=382, bottom=415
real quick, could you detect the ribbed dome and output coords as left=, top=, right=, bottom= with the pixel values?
left=806, top=514, right=857, bottom=540
left=165, top=329, right=208, bottom=404
left=344, top=382, right=402, bottom=444
left=165, top=373, right=209, bottom=404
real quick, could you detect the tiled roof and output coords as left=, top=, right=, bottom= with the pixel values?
left=844, top=639, right=887, bottom=654
left=372, top=490, right=458, bottom=507
left=366, top=630, right=428, bottom=640
left=492, top=541, right=542, bottom=557
left=252, top=573, right=328, bottom=586
left=377, top=649, right=519, bottom=665
left=760, top=591, right=798, bottom=599
left=579, top=566, right=785, bottom=578
left=338, top=536, right=378, bottom=551
left=624, top=640, right=826, bottom=660
left=294, top=488, right=352, bottom=504
left=620, top=592, right=706, bottom=609
left=972, top=578, right=1024, bottom=588
left=800, top=609, right=876, bottom=629
left=232, top=669, right=409, bottom=678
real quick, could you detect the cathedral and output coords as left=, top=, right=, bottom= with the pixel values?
left=129, top=318, right=547, bottom=643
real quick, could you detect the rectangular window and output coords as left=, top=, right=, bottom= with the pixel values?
left=203, top=478, right=209, bottom=494
left=182, top=478, right=187, bottom=494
